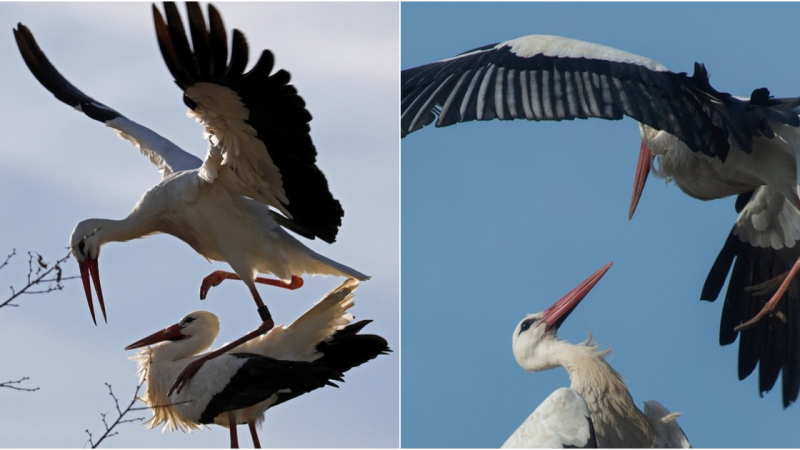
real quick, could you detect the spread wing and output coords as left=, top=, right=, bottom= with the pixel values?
left=152, top=2, right=344, bottom=243
left=13, top=23, right=202, bottom=178
left=402, top=34, right=800, bottom=162
left=702, top=186, right=800, bottom=407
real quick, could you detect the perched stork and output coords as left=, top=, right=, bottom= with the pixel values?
left=401, top=34, right=800, bottom=406
left=505, top=262, right=690, bottom=448
left=126, top=279, right=390, bottom=448
left=15, top=2, right=368, bottom=393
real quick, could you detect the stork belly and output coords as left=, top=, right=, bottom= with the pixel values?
left=657, top=151, right=762, bottom=200
left=212, top=395, right=280, bottom=428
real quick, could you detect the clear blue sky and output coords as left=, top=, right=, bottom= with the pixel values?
left=0, top=3, right=397, bottom=447
left=401, top=2, right=800, bottom=448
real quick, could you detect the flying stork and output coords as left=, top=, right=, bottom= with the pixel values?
left=15, top=2, right=368, bottom=393
left=126, top=278, right=390, bottom=448
left=401, top=33, right=800, bottom=406
left=504, top=262, right=690, bottom=448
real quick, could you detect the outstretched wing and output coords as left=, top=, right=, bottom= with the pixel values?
left=402, top=34, right=800, bottom=161
left=152, top=2, right=344, bottom=243
left=502, top=388, right=597, bottom=448
left=702, top=186, right=800, bottom=407
left=13, top=23, right=201, bottom=178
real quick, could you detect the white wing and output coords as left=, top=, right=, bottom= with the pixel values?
left=13, top=24, right=202, bottom=178
left=502, top=387, right=597, bottom=448
left=643, top=400, right=691, bottom=448
left=236, top=278, right=358, bottom=360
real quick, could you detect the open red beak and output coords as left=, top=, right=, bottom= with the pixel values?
left=79, top=257, right=106, bottom=325
left=628, top=139, right=651, bottom=220
left=125, top=323, right=184, bottom=350
left=542, top=262, right=613, bottom=332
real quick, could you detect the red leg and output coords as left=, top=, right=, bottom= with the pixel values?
left=229, top=412, right=239, bottom=449
left=735, top=256, right=800, bottom=332
left=201, top=271, right=304, bottom=299
left=169, top=317, right=275, bottom=395
left=249, top=422, right=261, bottom=448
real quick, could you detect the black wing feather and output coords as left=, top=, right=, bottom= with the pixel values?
left=701, top=190, right=800, bottom=407
left=153, top=2, right=343, bottom=243
left=401, top=37, right=800, bottom=163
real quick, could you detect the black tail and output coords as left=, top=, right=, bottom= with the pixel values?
left=316, top=320, right=392, bottom=373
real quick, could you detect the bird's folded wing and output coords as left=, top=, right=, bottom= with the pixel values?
left=502, top=387, right=596, bottom=448
left=13, top=23, right=201, bottom=178
left=238, top=278, right=359, bottom=359
left=198, top=354, right=343, bottom=424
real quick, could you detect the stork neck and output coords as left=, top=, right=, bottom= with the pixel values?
left=550, top=339, right=653, bottom=447
left=87, top=217, right=154, bottom=246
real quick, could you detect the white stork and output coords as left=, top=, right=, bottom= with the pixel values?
left=126, top=278, right=390, bottom=448
left=505, top=262, right=690, bottom=448
left=401, top=34, right=800, bottom=406
left=15, top=2, right=369, bottom=393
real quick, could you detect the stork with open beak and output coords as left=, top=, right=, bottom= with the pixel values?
left=400, top=33, right=800, bottom=406
left=504, top=263, right=690, bottom=448
left=15, top=2, right=369, bottom=394
left=126, top=279, right=390, bottom=448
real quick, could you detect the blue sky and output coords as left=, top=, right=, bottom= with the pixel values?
left=401, top=2, right=800, bottom=448
left=0, top=3, right=397, bottom=447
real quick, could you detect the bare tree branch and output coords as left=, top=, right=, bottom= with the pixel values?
left=0, top=248, right=76, bottom=310
left=0, top=376, right=39, bottom=392
left=84, top=381, right=146, bottom=449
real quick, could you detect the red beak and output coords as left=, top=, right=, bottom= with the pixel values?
left=628, top=139, right=651, bottom=220
left=79, top=257, right=106, bottom=325
left=125, top=323, right=185, bottom=350
left=542, top=262, right=613, bottom=332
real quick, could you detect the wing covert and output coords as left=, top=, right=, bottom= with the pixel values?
left=152, top=2, right=344, bottom=243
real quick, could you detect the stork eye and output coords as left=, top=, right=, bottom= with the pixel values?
left=181, top=317, right=196, bottom=326
left=519, top=318, right=537, bottom=334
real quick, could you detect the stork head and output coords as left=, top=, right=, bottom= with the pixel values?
left=125, top=311, right=220, bottom=357
left=512, top=262, right=612, bottom=372
left=70, top=220, right=106, bottom=326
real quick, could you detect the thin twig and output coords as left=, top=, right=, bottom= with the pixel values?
left=84, top=381, right=146, bottom=449
left=1, top=248, right=74, bottom=310
left=0, top=376, right=39, bottom=392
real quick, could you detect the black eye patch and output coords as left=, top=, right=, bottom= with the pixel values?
left=519, top=318, right=537, bottom=334
left=181, top=316, right=196, bottom=326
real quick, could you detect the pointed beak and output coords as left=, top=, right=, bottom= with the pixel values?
left=542, top=262, right=613, bottom=332
left=628, top=139, right=652, bottom=220
left=125, top=323, right=184, bottom=350
left=79, top=257, right=106, bottom=325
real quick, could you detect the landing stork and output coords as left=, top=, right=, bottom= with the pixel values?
left=505, top=262, right=690, bottom=448
left=15, top=2, right=368, bottom=394
left=126, top=279, right=390, bottom=448
left=401, top=33, right=800, bottom=406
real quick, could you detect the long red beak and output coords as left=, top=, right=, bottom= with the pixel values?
left=542, top=262, right=613, bottom=332
left=628, top=139, right=651, bottom=220
left=79, top=257, right=106, bottom=325
left=125, top=323, right=184, bottom=350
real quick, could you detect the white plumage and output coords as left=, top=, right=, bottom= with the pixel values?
left=128, top=278, right=389, bottom=447
left=506, top=263, right=690, bottom=448
left=14, top=3, right=367, bottom=330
